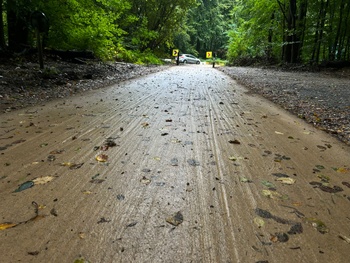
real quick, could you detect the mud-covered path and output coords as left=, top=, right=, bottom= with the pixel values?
left=0, top=65, right=349, bottom=263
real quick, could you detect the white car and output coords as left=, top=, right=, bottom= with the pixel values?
left=178, top=54, right=201, bottom=64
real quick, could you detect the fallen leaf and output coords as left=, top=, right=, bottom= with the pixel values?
left=126, top=222, right=138, bottom=228
left=104, top=138, right=117, bottom=148
left=166, top=211, right=183, bottom=226
left=140, top=176, right=151, bottom=185
left=49, top=149, right=65, bottom=154
left=271, top=232, right=289, bottom=243
left=254, top=217, right=265, bottom=228
left=96, top=154, right=108, bottom=162
left=69, top=163, right=84, bottom=170
left=14, top=181, right=34, bottom=192
left=305, top=218, right=329, bottom=234
left=342, top=182, right=350, bottom=188
left=47, top=155, right=56, bottom=162
left=97, top=217, right=110, bottom=224
left=336, top=167, right=350, bottom=173
left=141, top=122, right=149, bottom=128
left=117, top=194, right=125, bottom=200
left=60, top=162, right=73, bottom=167
left=338, top=235, right=350, bottom=244
left=261, top=180, right=276, bottom=188
left=32, top=176, right=55, bottom=185
left=228, top=156, right=244, bottom=161
left=90, top=179, right=105, bottom=184
left=276, top=177, right=296, bottom=185
left=275, top=131, right=284, bottom=135
left=50, top=208, right=58, bottom=217
left=229, top=139, right=241, bottom=144
left=0, top=222, right=17, bottom=230
left=240, top=177, right=252, bottom=183
left=317, top=174, right=330, bottom=183
left=27, top=251, right=39, bottom=256
left=262, top=190, right=288, bottom=200
left=187, top=159, right=200, bottom=166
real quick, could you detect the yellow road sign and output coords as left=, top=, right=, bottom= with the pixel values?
left=206, top=51, right=212, bottom=58
left=173, top=49, right=179, bottom=57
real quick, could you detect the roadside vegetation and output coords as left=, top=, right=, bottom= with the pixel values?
left=0, top=0, right=350, bottom=66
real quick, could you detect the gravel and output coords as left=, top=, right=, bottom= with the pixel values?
left=217, top=66, right=350, bottom=145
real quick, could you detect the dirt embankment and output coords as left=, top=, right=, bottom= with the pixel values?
left=0, top=57, right=169, bottom=112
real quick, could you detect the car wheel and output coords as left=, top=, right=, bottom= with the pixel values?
left=196, top=61, right=200, bottom=64
left=183, top=60, right=187, bottom=64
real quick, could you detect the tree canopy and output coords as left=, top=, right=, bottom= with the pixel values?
left=1, top=0, right=349, bottom=64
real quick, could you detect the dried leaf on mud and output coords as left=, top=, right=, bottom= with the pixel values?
left=141, top=122, right=150, bottom=128
left=47, top=155, right=56, bottom=162
left=140, top=176, right=151, bottom=185
left=338, top=235, right=350, bottom=244
left=228, top=156, right=244, bottom=161
left=270, top=232, right=289, bottom=243
left=96, top=154, right=108, bottom=162
left=60, top=162, right=84, bottom=169
left=342, top=182, right=350, bottom=188
left=262, top=190, right=288, bottom=200
left=276, top=177, right=296, bottom=185
left=229, top=139, right=241, bottom=144
left=70, top=163, right=84, bottom=169
left=240, top=177, right=252, bottom=183
left=335, top=167, right=350, bottom=173
left=309, top=182, right=343, bottom=193
left=254, top=217, right=265, bottom=228
left=126, top=222, right=138, bottom=228
left=317, top=174, right=330, bottom=183
left=166, top=211, right=184, bottom=226
left=305, top=218, right=329, bottom=234
left=104, top=138, right=117, bottom=147
left=32, top=176, right=55, bottom=185
left=0, top=222, right=17, bottom=230
left=90, top=179, right=105, bottom=184
left=49, top=149, right=65, bottom=154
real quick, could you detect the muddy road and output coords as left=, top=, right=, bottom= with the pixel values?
left=1, top=65, right=350, bottom=263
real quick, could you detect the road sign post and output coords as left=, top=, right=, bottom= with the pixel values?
left=173, top=49, right=180, bottom=65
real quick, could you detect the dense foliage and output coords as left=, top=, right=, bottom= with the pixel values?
left=227, top=0, right=350, bottom=64
left=1, top=0, right=349, bottom=64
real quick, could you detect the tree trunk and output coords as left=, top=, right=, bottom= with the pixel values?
left=0, top=0, right=6, bottom=50
left=267, top=12, right=275, bottom=60
left=7, top=0, right=29, bottom=52
left=332, top=0, right=345, bottom=60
